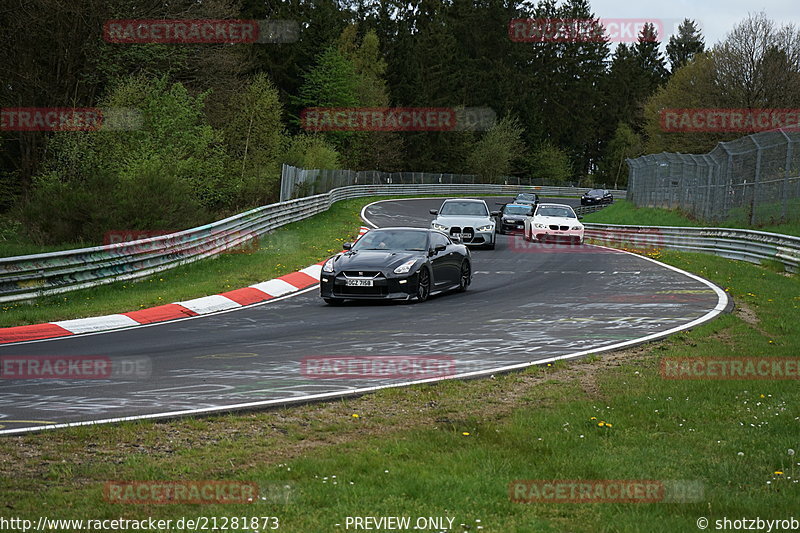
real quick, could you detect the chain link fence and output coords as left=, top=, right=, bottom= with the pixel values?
left=626, top=128, right=800, bottom=226
left=280, top=164, right=611, bottom=202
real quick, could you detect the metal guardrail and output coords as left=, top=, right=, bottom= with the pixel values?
left=0, top=183, right=623, bottom=303
left=584, top=223, right=800, bottom=273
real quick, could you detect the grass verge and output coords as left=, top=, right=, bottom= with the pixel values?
left=583, top=200, right=800, bottom=237
left=0, top=198, right=375, bottom=328
left=0, top=251, right=797, bottom=532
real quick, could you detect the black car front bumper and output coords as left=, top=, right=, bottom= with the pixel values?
left=320, top=270, right=421, bottom=300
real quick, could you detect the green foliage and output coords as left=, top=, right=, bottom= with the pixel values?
left=222, top=73, right=287, bottom=206
left=597, top=123, right=643, bottom=187
left=20, top=77, right=228, bottom=243
left=642, top=53, right=733, bottom=154
left=666, top=19, right=705, bottom=72
left=526, top=142, right=573, bottom=185
left=466, top=116, right=525, bottom=183
left=283, top=135, right=341, bottom=170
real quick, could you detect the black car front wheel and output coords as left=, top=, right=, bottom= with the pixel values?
left=416, top=267, right=431, bottom=302
left=457, top=261, right=471, bottom=292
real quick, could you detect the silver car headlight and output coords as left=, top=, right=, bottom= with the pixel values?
left=322, top=257, right=336, bottom=273
left=572, top=225, right=583, bottom=231
left=477, top=224, right=494, bottom=232
left=534, top=223, right=546, bottom=229
left=393, top=259, right=417, bottom=274
left=431, top=222, right=448, bottom=231
left=504, top=218, right=514, bottom=223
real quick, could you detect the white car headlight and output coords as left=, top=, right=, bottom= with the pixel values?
left=571, top=225, right=583, bottom=230
left=393, top=259, right=417, bottom=274
left=534, top=223, right=545, bottom=229
left=477, top=224, right=494, bottom=232
left=504, top=218, right=514, bottom=223
left=431, top=222, right=448, bottom=231
left=322, top=257, right=336, bottom=273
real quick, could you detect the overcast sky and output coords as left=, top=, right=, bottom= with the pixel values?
left=589, top=0, right=800, bottom=48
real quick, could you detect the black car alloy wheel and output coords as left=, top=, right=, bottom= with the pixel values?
left=457, top=261, right=470, bottom=292
left=416, top=267, right=430, bottom=302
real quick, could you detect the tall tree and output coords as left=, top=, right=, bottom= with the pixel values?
left=666, top=19, right=705, bottom=72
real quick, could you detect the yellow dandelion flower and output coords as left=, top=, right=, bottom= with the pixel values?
left=775, top=471, right=783, bottom=475
left=606, top=423, right=613, bottom=428
left=590, top=416, right=597, bottom=420
left=597, top=422, right=605, bottom=427
left=351, top=414, right=359, bottom=418
left=462, top=432, right=471, bottom=436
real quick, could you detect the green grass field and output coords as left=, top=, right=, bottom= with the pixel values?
left=583, top=200, right=800, bottom=237
left=1, top=196, right=798, bottom=532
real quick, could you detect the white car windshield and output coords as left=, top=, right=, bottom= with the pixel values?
left=439, top=201, right=488, bottom=216
left=536, top=206, right=576, bottom=219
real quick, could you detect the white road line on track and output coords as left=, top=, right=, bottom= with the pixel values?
left=0, top=204, right=730, bottom=435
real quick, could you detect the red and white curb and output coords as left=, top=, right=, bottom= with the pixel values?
left=0, top=263, right=325, bottom=345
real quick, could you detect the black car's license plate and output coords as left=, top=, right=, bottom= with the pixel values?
left=346, top=279, right=373, bottom=287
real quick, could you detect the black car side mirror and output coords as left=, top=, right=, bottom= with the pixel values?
left=490, top=211, right=500, bottom=217
left=343, top=242, right=353, bottom=250
left=435, top=243, right=447, bottom=252
left=429, top=209, right=438, bottom=215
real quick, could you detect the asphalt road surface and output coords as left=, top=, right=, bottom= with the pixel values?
left=0, top=196, right=725, bottom=434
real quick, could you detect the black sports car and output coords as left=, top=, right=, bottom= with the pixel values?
left=320, top=227, right=472, bottom=305
left=495, top=203, right=534, bottom=234
left=581, top=189, right=614, bottom=205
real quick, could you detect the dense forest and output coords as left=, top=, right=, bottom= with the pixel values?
left=1, top=0, right=798, bottom=243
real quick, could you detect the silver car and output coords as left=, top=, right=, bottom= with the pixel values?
left=429, top=199, right=498, bottom=249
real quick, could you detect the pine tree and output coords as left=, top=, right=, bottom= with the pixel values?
left=666, top=19, right=705, bottom=73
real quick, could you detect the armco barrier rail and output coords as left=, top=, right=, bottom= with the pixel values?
left=584, top=224, right=800, bottom=273
left=0, top=183, right=623, bottom=303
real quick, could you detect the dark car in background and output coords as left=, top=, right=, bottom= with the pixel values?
left=581, top=189, right=613, bottom=205
left=495, top=203, right=534, bottom=234
left=320, top=227, right=471, bottom=305
left=513, top=192, right=540, bottom=207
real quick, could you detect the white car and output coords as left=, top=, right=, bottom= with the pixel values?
left=430, top=199, right=498, bottom=249
left=523, top=203, right=584, bottom=244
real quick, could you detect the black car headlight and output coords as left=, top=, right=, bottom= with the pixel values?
left=322, top=257, right=336, bottom=273
left=393, top=259, right=418, bottom=274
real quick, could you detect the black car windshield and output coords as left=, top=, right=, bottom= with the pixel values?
left=439, top=201, right=489, bottom=216
left=536, top=206, right=576, bottom=218
left=586, top=189, right=604, bottom=196
left=352, top=230, right=429, bottom=251
left=515, top=194, right=536, bottom=201
left=504, top=205, right=531, bottom=215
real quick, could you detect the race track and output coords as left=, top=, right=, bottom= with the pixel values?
left=0, top=196, right=727, bottom=434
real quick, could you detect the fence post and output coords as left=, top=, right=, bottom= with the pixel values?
left=750, top=136, right=762, bottom=226
left=781, top=129, right=793, bottom=222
